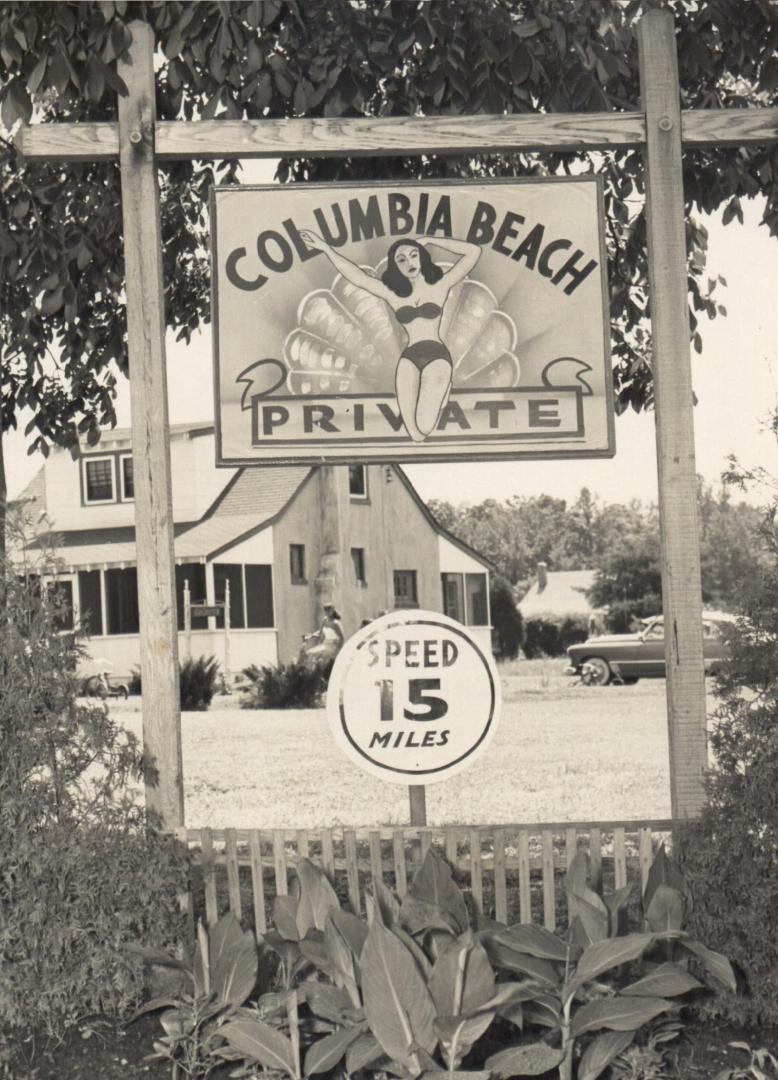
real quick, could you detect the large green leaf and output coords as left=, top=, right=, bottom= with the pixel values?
left=521, top=998, right=561, bottom=1030
left=325, top=910, right=365, bottom=1005
left=435, top=1013, right=495, bottom=1070
left=360, top=917, right=437, bottom=1073
left=303, top=1025, right=366, bottom=1076
left=209, top=912, right=258, bottom=1007
left=486, top=1042, right=565, bottom=1077
left=566, top=934, right=655, bottom=998
left=642, top=845, right=688, bottom=912
left=681, top=939, right=737, bottom=993
left=275, top=894, right=301, bottom=942
left=372, top=879, right=402, bottom=928
left=645, top=885, right=684, bottom=933
left=401, top=849, right=469, bottom=937
left=577, top=1030, right=636, bottom=1080
left=296, top=858, right=341, bottom=938
left=622, top=962, right=702, bottom=998
left=478, top=933, right=561, bottom=987
left=493, top=925, right=573, bottom=963
left=346, top=1032, right=386, bottom=1073
left=300, top=929, right=336, bottom=978
left=221, top=1017, right=298, bottom=1078
left=300, top=981, right=356, bottom=1023
left=571, top=995, right=673, bottom=1037
left=429, top=931, right=495, bottom=1018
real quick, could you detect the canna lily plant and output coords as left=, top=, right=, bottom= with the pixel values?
left=216, top=845, right=735, bottom=1080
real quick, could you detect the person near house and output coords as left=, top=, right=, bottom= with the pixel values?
left=298, top=231, right=481, bottom=442
left=300, top=604, right=345, bottom=667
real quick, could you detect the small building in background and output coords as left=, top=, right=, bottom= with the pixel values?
left=518, top=561, right=606, bottom=631
left=12, top=424, right=492, bottom=677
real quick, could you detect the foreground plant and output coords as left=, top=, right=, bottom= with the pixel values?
left=129, top=912, right=258, bottom=1079
left=209, top=845, right=735, bottom=1080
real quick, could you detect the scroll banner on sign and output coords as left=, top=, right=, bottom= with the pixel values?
left=211, top=178, right=614, bottom=465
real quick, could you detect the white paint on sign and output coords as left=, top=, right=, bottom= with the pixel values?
left=326, top=609, right=501, bottom=784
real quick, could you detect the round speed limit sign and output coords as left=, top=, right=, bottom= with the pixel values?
left=327, top=610, right=501, bottom=784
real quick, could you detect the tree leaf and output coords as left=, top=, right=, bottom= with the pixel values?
left=220, top=1017, right=297, bottom=1078
left=571, top=995, right=673, bottom=1038
left=303, top=1025, right=365, bottom=1076
left=429, top=931, right=495, bottom=1018
left=296, top=858, right=340, bottom=937
left=401, top=848, right=469, bottom=936
left=360, top=917, right=437, bottom=1072
left=621, top=962, right=702, bottom=998
left=578, top=1030, right=636, bottom=1080
left=486, top=1042, right=565, bottom=1077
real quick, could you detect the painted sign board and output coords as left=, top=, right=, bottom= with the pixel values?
left=326, top=610, right=501, bottom=785
left=212, top=178, right=613, bottom=465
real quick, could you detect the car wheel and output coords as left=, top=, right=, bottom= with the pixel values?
left=582, top=657, right=611, bottom=686
left=621, top=677, right=639, bottom=685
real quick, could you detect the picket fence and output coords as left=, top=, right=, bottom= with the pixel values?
left=176, top=818, right=676, bottom=937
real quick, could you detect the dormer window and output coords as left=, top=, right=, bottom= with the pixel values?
left=121, top=454, right=134, bottom=500
left=83, top=456, right=115, bottom=504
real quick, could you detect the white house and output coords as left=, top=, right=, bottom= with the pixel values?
left=13, top=424, right=493, bottom=677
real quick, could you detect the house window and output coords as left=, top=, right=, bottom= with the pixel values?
left=78, top=570, right=103, bottom=636
left=441, top=572, right=489, bottom=626
left=442, top=573, right=465, bottom=622
left=83, top=456, right=115, bottom=503
left=120, top=454, right=134, bottom=500
left=214, top=563, right=245, bottom=629
left=351, top=547, right=366, bottom=585
left=105, top=568, right=140, bottom=635
left=290, top=544, right=306, bottom=584
left=348, top=465, right=368, bottom=499
left=393, top=569, right=418, bottom=608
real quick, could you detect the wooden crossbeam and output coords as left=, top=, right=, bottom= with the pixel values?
left=16, top=107, right=778, bottom=162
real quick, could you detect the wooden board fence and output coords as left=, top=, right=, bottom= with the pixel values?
left=176, top=818, right=675, bottom=936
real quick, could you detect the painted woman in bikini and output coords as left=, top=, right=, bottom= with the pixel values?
left=298, top=232, right=482, bottom=442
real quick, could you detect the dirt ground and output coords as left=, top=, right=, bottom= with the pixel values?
left=111, top=664, right=720, bottom=829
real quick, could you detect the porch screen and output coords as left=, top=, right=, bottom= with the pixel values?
left=245, top=565, right=274, bottom=628
left=441, top=572, right=489, bottom=626
left=105, top=568, right=139, bottom=635
left=214, top=564, right=245, bottom=629
left=176, top=565, right=208, bottom=631
left=78, top=570, right=103, bottom=636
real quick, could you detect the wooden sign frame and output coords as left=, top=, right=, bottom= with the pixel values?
left=210, top=175, right=615, bottom=466
left=17, top=11, right=778, bottom=830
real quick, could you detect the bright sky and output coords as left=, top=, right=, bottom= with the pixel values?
left=5, top=181, right=778, bottom=508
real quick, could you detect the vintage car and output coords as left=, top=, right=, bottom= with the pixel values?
left=565, top=612, right=734, bottom=685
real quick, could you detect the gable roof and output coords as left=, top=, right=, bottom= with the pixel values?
left=519, top=569, right=603, bottom=618
left=10, top=467, right=46, bottom=509
left=392, top=467, right=495, bottom=572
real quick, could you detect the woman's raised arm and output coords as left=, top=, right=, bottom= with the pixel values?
left=299, top=230, right=395, bottom=303
left=422, top=236, right=482, bottom=286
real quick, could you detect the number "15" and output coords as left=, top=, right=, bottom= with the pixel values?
left=375, top=678, right=448, bottom=722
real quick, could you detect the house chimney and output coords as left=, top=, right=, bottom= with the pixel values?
left=537, top=562, right=548, bottom=591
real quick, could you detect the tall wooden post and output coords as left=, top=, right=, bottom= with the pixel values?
left=117, top=22, right=184, bottom=829
left=183, top=579, right=192, bottom=660
left=638, top=11, right=707, bottom=820
left=409, top=785, right=427, bottom=827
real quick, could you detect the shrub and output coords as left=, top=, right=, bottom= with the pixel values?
left=128, top=654, right=220, bottom=710
left=676, top=547, right=778, bottom=1027
left=490, top=575, right=524, bottom=660
left=0, top=510, right=188, bottom=1037
left=240, top=657, right=330, bottom=709
left=522, top=614, right=589, bottom=658
left=180, top=655, right=220, bottom=710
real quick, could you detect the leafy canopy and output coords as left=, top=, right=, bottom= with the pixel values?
left=1, top=0, right=777, bottom=464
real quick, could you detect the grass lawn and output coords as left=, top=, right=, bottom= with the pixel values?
left=113, top=661, right=720, bottom=830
